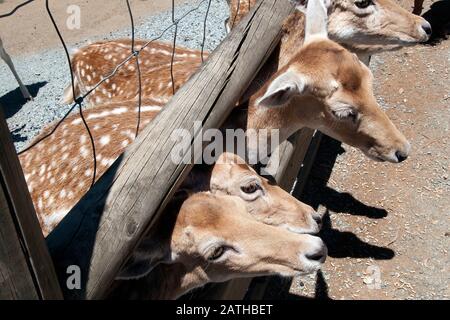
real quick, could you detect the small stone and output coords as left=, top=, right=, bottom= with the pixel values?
left=363, top=276, right=374, bottom=285
left=399, top=88, right=404, bottom=94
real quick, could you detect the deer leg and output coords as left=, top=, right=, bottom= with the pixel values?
left=412, top=0, right=424, bottom=15
left=0, top=41, right=32, bottom=100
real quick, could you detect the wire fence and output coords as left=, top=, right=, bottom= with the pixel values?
left=0, top=0, right=218, bottom=189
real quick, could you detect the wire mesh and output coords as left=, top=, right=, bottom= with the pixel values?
left=1, top=0, right=215, bottom=190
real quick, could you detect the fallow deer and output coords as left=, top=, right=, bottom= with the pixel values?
left=246, top=0, right=411, bottom=164
left=19, top=101, right=321, bottom=237
left=63, top=0, right=411, bottom=166
left=0, top=36, right=32, bottom=100
left=63, top=0, right=432, bottom=107
left=227, top=0, right=431, bottom=65
left=110, top=185, right=327, bottom=300
left=63, top=41, right=206, bottom=106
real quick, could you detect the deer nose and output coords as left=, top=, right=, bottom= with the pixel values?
left=421, top=20, right=432, bottom=37
left=395, top=150, right=408, bottom=163
left=305, top=243, right=327, bottom=263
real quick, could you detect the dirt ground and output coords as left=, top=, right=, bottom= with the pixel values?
left=264, top=0, right=450, bottom=300
left=0, top=0, right=187, bottom=56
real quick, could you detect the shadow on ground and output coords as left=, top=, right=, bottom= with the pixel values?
left=0, top=81, right=47, bottom=119
left=261, top=135, right=395, bottom=299
left=423, top=0, right=450, bottom=45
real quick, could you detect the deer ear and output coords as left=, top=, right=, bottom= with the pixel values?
left=304, top=0, right=331, bottom=41
left=257, top=70, right=307, bottom=107
left=116, top=242, right=172, bottom=280
left=290, top=0, right=308, bottom=13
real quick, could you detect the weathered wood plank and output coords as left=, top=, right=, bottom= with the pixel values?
left=47, top=0, right=294, bottom=300
left=244, top=130, right=323, bottom=300
left=0, top=107, right=62, bottom=300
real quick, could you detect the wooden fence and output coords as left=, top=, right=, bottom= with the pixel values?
left=1, top=0, right=320, bottom=300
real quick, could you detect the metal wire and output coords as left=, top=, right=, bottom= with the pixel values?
left=45, top=0, right=97, bottom=188
left=9, top=0, right=211, bottom=188
left=0, top=0, right=36, bottom=19
left=201, top=0, right=213, bottom=62
left=170, top=0, right=178, bottom=95
left=125, top=0, right=142, bottom=138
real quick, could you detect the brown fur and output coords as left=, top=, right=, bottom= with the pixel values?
left=19, top=99, right=162, bottom=235
left=65, top=40, right=207, bottom=106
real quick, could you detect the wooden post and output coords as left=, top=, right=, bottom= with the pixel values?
left=0, top=107, right=62, bottom=300
left=47, top=0, right=294, bottom=300
left=244, top=130, right=323, bottom=300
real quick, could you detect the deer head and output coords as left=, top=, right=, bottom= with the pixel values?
left=325, top=0, right=432, bottom=54
left=228, top=0, right=431, bottom=56
left=114, top=191, right=326, bottom=299
left=247, top=0, right=410, bottom=164
left=209, top=152, right=322, bottom=234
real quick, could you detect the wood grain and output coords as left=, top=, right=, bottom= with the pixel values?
left=0, top=107, right=62, bottom=300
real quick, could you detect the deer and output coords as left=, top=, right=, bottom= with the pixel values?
left=19, top=100, right=322, bottom=237
left=63, top=0, right=432, bottom=107
left=246, top=0, right=411, bottom=164
left=60, top=0, right=411, bottom=167
left=22, top=0, right=416, bottom=236
left=109, top=178, right=327, bottom=300
left=226, top=0, right=431, bottom=66
left=0, top=36, right=32, bottom=100
left=62, top=41, right=206, bottom=107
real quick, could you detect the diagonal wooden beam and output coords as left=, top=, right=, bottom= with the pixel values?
left=47, top=0, right=293, bottom=299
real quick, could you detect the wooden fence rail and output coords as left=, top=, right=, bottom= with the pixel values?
left=47, top=0, right=294, bottom=300
left=0, top=107, right=62, bottom=300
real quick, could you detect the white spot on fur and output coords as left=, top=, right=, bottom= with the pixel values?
left=100, top=135, right=110, bottom=146
left=43, top=208, right=69, bottom=231
left=72, top=118, right=82, bottom=125
left=39, top=165, right=46, bottom=176
left=137, top=106, right=162, bottom=112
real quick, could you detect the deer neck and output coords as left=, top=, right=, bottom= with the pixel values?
left=110, top=263, right=206, bottom=300
left=280, top=11, right=372, bottom=67
left=279, top=10, right=306, bottom=68
left=248, top=95, right=325, bottom=147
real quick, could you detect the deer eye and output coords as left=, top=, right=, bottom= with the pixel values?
left=355, top=0, right=373, bottom=9
left=240, top=181, right=260, bottom=194
left=207, top=246, right=226, bottom=261
left=331, top=107, right=359, bottom=123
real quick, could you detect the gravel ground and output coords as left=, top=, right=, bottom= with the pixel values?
left=0, top=0, right=228, bottom=151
